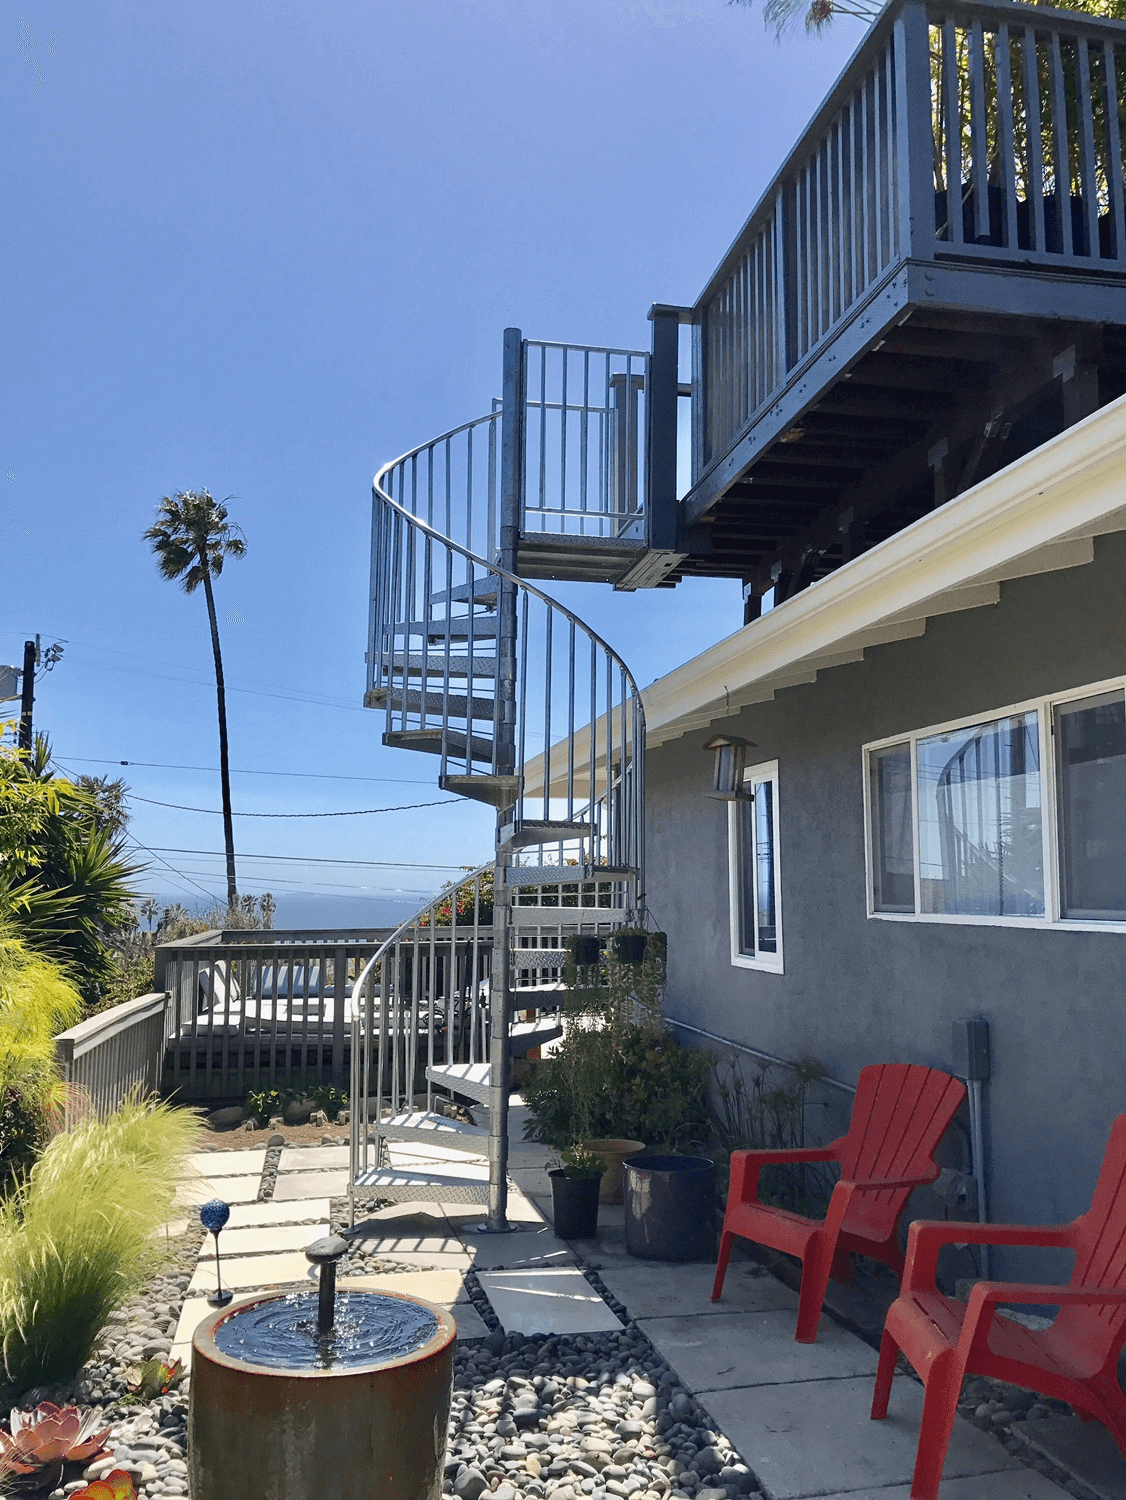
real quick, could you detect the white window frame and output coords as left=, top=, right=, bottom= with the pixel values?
left=728, top=759, right=784, bottom=972
left=863, top=674, right=1126, bottom=933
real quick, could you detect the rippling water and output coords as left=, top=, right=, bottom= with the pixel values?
left=212, top=1292, right=439, bottom=1370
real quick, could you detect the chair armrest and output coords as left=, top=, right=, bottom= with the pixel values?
left=972, top=1283, right=1126, bottom=1308
left=843, top=1174, right=936, bottom=1193
left=728, top=1145, right=839, bottom=1207
left=902, top=1219, right=1076, bottom=1292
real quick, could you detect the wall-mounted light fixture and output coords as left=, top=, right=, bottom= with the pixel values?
left=703, top=735, right=755, bottom=800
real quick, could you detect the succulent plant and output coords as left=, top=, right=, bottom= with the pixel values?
left=0, top=1403, right=111, bottom=1474
left=69, top=1471, right=137, bottom=1500
left=127, top=1357, right=184, bottom=1399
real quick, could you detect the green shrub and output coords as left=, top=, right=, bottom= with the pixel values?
left=245, top=1087, right=292, bottom=1122
left=0, top=924, right=83, bottom=1194
left=310, top=1084, right=347, bottom=1121
left=0, top=1098, right=197, bottom=1399
left=524, top=1019, right=711, bottom=1153
left=710, top=1053, right=832, bottom=1215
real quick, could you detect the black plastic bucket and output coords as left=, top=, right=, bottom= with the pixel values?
left=549, top=1170, right=601, bottom=1239
left=622, top=1154, right=716, bottom=1261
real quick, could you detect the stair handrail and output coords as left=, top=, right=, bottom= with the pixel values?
left=348, top=859, right=495, bottom=1185
left=374, top=430, right=650, bottom=710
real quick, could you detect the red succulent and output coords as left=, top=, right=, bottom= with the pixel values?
left=0, top=1403, right=111, bottom=1474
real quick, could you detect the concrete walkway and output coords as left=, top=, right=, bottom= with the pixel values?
left=175, top=1123, right=1071, bottom=1500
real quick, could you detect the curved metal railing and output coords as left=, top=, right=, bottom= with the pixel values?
left=368, top=410, right=646, bottom=877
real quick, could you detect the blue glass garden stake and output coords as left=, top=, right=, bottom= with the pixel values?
left=200, top=1199, right=233, bottom=1308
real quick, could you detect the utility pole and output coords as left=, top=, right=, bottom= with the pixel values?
left=18, top=639, right=36, bottom=752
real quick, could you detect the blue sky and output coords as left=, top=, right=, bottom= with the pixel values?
left=3, top=1, right=858, bottom=923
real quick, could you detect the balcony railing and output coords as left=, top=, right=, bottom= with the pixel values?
left=690, top=0, right=1126, bottom=488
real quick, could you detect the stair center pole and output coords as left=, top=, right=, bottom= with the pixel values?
left=483, top=326, right=524, bottom=1235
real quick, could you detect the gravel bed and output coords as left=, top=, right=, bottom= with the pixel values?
left=442, top=1327, right=764, bottom=1500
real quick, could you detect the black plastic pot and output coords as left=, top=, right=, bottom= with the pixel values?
left=567, top=934, right=601, bottom=966
left=612, top=932, right=647, bottom=964
left=623, top=1154, right=716, bottom=1262
left=549, top=1169, right=602, bottom=1239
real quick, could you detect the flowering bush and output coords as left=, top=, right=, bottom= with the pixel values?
left=70, top=1471, right=137, bottom=1500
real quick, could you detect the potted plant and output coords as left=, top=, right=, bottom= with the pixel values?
left=548, top=1144, right=606, bottom=1239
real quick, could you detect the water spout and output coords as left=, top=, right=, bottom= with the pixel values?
left=304, top=1234, right=350, bottom=1334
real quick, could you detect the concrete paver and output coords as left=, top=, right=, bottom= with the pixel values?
left=187, top=1150, right=266, bottom=1177
left=278, top=1146, right=349, bottom=1171
left=815, top=1476, right=1070, bottom=1499
left=197, top=1222, right=327, bottom=1259
left=170, top=1293, right=258, bottom=1366
left=641, top=1308, right=878, bottom=1393
left=175, top=1177, right=261, bottom=1206
left=699, top=1375, right=1023, bottom=1500
left=461, top=1225, right=576, bottom=1270
left=477, top=1267, right=622, bottom=1336
left=187, top=1250, right=316, bottom=1296
left=274, top=1169, right=350, bottom=1200
left=597, top=1260, right=797, bottom=1319
left=1017, top=1415, right=1126, bottom=1499
left=224, top=1197, right=332, bottom=1229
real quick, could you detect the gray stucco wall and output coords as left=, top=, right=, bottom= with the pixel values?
left=647, top=530, right=1126, bottom=1273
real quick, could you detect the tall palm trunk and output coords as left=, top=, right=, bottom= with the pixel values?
left=199, top=558, right=237, bottom=908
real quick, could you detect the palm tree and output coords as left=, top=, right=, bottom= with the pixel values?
left=143, top=490, right=246, bottom=908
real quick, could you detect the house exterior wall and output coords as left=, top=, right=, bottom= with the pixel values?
left=647, top=529, right=1126, bottom=1267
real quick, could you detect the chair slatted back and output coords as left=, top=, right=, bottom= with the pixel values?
left=1057, top=1115, right=1126, bottom=1354
left=837, top=1064, right=967, bottom=1240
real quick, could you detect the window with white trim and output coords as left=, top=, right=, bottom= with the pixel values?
left=865, top=680, right=1126, bottom=928
left=729, top=761, right=783, bottom=970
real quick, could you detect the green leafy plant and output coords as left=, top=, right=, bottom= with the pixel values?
left=0, top=739, right=141, bottom=1013
left=0, top=925, right=83, bottom=1194
left=548, top=1144, right=606, bottom=1180
left=0, top=1099, right=197, bottom=1400
left=245, top=1087, right=293, bottom=1122
left=0, top=1402, right=110, bottom=1474
left=310, top=1085, right=347, bottom=1122
left=127, top=1357, right=185, bottom=1400
left=418, top=869, right=494, bottom=927
left=710, top=1052, right=832, bottom=1215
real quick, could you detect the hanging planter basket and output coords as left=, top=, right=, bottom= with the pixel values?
left=567, top=934, right=602, bottom=967
left=612, top=933, right=647, bottom=965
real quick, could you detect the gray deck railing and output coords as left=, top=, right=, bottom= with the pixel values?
left=693, top=0, right=1126, bottom=477
left=54, top=990, right=168, bottom=1124
left=155, top=928, right=395, bottom=1101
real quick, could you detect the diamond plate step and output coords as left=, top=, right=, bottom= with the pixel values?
left=501, top=821, right=597, bottom=852
left=505, top=864, right=637, bottom=886
left=374, top=1110, right=488, bottom=1151
left=366, top=686, right=497, bottom=720
left=384, top=728, right=495, bottom=761
left=439, top=773, right=521, bottom=809
left=510, top=948, right=568, bottom=970
left=353, top=1165, right=490, bottom=1204
left=426, top=1061, right=491, bottom=1106
left=394, top=619, right=500, bottom=641
left=430, top=580, right=499, bottom=608
left=511, top=1018, right=563, bottom=1054
left=388, top=653, right=498, bottom=678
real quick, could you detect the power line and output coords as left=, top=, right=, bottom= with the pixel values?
left=56, top=756, right=433, bottom=786
left=127, top=793, right=466, bottom=818
left=145, top=846, right=470, bottom=870
left=66, top=654, right=368, bottom=713
left=122, top=836, right=223, bottom=905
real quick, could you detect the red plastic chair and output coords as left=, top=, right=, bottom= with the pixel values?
left=871, top=1113, right=1126, bottom=1500
left=712, top=1063, right=966, bottom=1343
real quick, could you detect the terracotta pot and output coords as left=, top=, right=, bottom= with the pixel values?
left=583, top=1138, right=646, bottom=1204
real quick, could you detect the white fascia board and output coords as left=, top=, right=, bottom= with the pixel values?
left=641, top=392, right=1126, bottom=748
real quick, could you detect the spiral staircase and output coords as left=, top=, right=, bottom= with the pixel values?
left=348, top=330, right=661, bottom=1230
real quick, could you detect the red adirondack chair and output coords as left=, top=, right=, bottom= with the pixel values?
left=871, top=1113, right=1126, bottom=1500
left=712, top=1063, right=966, bottom=1343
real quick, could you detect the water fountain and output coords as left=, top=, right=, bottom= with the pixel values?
left=189, top=1225, right=456, bottom=1500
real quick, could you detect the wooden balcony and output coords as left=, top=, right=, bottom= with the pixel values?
left=665, top=0, right=1126, bottom=604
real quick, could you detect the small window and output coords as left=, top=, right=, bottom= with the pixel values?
left=729, top=762, right=783, bottom=970
left=1056, top=692, right=1126, bottom=921
left=870, top=742, right=914, bottom=913
left=916, top=712, right=1044, bottom=918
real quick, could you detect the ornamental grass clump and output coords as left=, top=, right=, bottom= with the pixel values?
left=0, top=1099, right=197, bottom=1400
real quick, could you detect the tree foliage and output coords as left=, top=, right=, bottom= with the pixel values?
left=0, top=739, right=140, bottom=1010
left=731, top=0, right=1126, bottom=39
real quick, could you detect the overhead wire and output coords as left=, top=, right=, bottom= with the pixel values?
left=125, top=794, right=467, bottom=818
left=55, top=756, right=433, bottom=786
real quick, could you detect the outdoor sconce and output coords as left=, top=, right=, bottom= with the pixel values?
left=703, top=735, right=755, bottom=800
